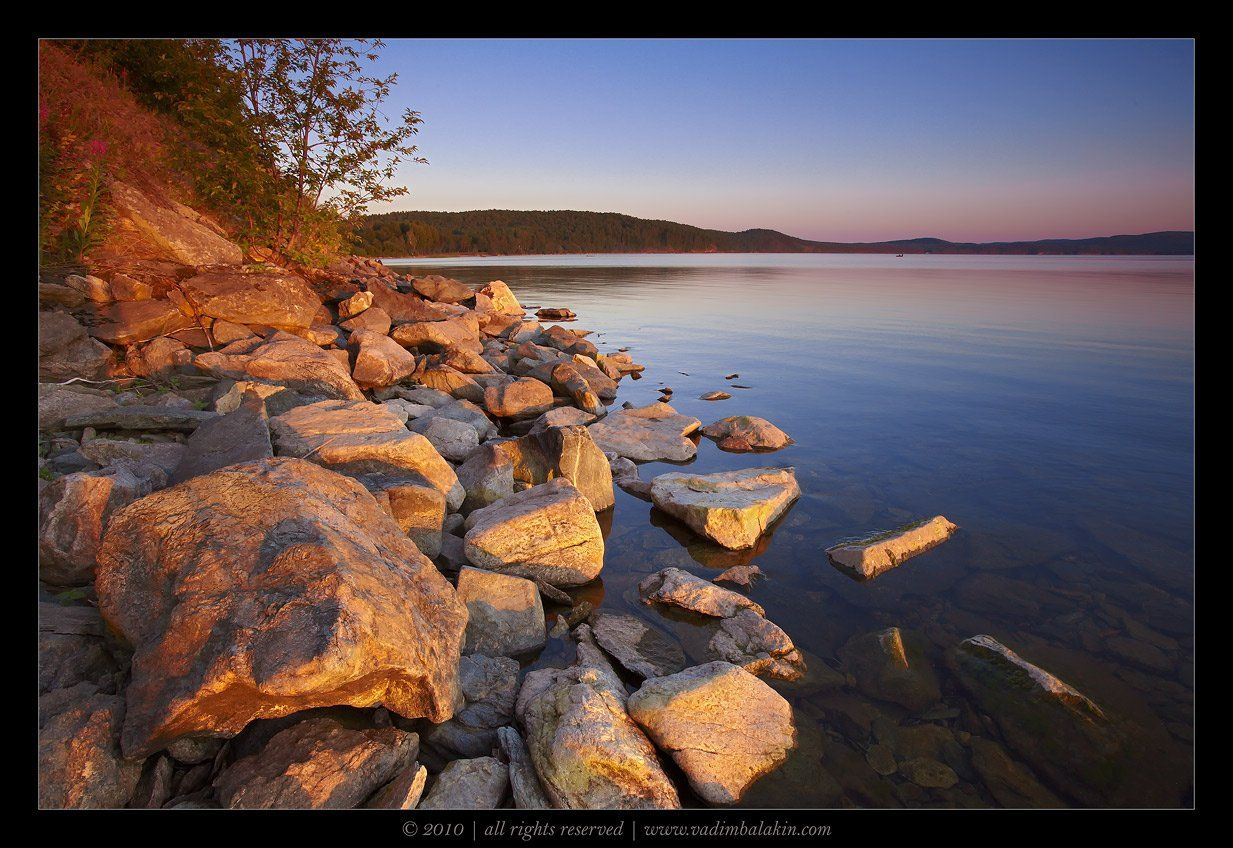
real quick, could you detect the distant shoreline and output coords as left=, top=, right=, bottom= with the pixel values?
left=380, top=249, right=1197, bottom=262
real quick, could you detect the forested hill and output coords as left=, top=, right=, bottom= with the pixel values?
left=352, top=209, right=1194, bottom=257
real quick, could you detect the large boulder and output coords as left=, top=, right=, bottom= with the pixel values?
left=195, top=331, right=365, bottom=401
left=365, top=281, right=455, bottom=324
left=483, top=377, right=555, bottom=420
left=38, top=682, right=143, bottom=808
left=108, top=179, right=244, bottom=265
left=588, top=402, right=701, bottom=462
left=213, top=716, right=418, bottom=809
left=515, top=627, right=680, bottom=809
left=463, top=478, right=605, bottom=588
left=650, top=467, right=800, bottom=550
left=626, top=661, right=796, bottom=805
left=94, top=457, right=468, bottom=757
left=456, top=567, right=546, bottom=658
left=479, top=280, right=523, bottom=315
left=411, top=275, right=475, bottom=304
left=38, top=310, right=114, bottom=381
left=88, top=300, right=195, bottom=346
left=180, top=268, right=321, bottom=330
left=349, top=329, right=418, bottom=389
left=270, top=399, right=463, bottom=511
left=700, top=416, right=793, bottom=452
left=455, top=425, right=614, bottom=513
left=392, top=316, right=483, bottom=354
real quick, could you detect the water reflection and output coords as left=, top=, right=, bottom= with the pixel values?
left=392, top=254, right=1194, bottom=808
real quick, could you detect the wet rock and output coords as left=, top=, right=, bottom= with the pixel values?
left=515, top=631, right=680, bottom=809
left=108, top=179, right=244, bottom=265
left=967, top=736, right=1063, bottom=807
left=421, top=654, right=519, bottom=759
left=651, top=467, right=800, bottom=550
left=626, top=661, right=796, bottom=805
left=497, top=726, right=551, bottom=809
left=38, top=683, right=142, bottom=808
left=39, top=310, right=115, bottom=380
left=638, top=567, right=765, bottom=618
left=181, top=268, right=321, bottom=330
left=839, top=627, right=942, bottom=712
left=484, top=377, right=555, bottom=420
left=418, top=756, right=509, bottom=809
left=714, top=564, right=763, bottom=588
left=270, top=399, right=463, bottom=511
left=169, top=390, right=272, bottom=484
left=463, top=478, right=605, bottom=587
left=39, top=463, right=165, bottom=586
left=365, top=762, right=429, bottom=809
left=408, top=415, right=480, bottom=462
left=700, top=416, right=793, bottom=452
left=195, top=330, right=365, bottom=401
left=590, top=611, right=686, bottom=679
left=213, top=716, right=417, bottom=809
left=707, top=608, right=806, bottom=682
left=38, top=383, right=119, bottom=431
left=95, top=458, right=467, bottom=757
left=609, top=453, right=652, bottom=501
left=699, top=390, right=731, bottom=401
left=457, top=567, right=547, bottom=657
left=349, top=329, right=418, bottom=388
left=411, top=275, right=475, bottom=304
left=827, top=516, right=958, bottom=580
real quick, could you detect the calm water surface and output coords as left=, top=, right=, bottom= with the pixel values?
left=389, top=254, right=1194, bottom=808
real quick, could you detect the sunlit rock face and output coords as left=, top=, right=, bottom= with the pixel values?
left=95, top=457, right=468, bottom=758
left=195, top=330, right=366, bottom=401
left=588, top=402, right=702, bottom=462
left=649, top=466, right=800, bottom=550
left=826, top=515, right=958, bottom=580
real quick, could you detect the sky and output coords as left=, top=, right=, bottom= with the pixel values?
left=368, top=39, right=1194, bottom=243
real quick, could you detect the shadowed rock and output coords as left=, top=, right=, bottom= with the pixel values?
left=170, top=390, right=273, bottom=484
left=590, top=611, right=686, bottom=679
left=418, top=756, right=509, bottom=809
left=497, top=726, right=552, bottom=809
left=38, top=682, right=143, bottom=809
left=839, top=627, right=941, bottom=711
left=457, top=567, right=547, bottom=658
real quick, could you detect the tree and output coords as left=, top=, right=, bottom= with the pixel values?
left=222, top=38, right=426, bottom=260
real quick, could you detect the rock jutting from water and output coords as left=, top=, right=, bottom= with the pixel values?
left=650, top=467, right=801, bottom=550
left=700, top=415, right=794, bottom=452
left=826, top=515, right=958, bottom=580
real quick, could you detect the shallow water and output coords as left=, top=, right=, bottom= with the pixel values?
left=389, top=254, right=1195, bottom=808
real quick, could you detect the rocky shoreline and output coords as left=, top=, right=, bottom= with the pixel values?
left=37, top=185, right=1182, bottom=809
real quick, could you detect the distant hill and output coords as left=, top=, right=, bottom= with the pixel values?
left=352, top=209, right=1194, bottom=257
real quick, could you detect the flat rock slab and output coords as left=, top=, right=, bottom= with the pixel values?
left=700, top=416, right=793, bottom=452
left=213, top=716, right=417, bottom=809
left=109, top=179, right=244, bottom=266
left=463, top=478, right=605, bottom=588
left=418, top=756, right=509, bottom=810
left=63, top=405, right=217, bottom=432
left=627, top=661, right=796, bottom=805
left=365, top=763, right=428, bottom=809
left=638, top=567, right=765, bottom=618
left=457, top=567, right=546, bottom=658
left=826, top=515, right=958, bottom=580
left=591, top=611, right=686, bottom=679
left=651, top=467, right=800, bottom=550
left=195, top=331, right=365, bottom=401
left=38, top=383, right=119, bottom=431
left=88, top=299, right=196, bottom=346
left=588, top=402, right=701, bottom=462
left=95, top=457, right=467, bottom=758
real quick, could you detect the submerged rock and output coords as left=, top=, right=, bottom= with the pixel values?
left=95, top=458, right=467, bottom=758
left=700, top=416, right=793, bottom=452
left=650, top=467, right=800, bottom=550
left=590, top=611, right=686, bottom=679
left=839, top=627, right=942, bottom=712
left=626, top=661, right=796, bottom=805
left=713, top=564, right=763, bottom=588
left=588, top=402, right=701, bottom=462
left=826, top=515, right=958, bottom=580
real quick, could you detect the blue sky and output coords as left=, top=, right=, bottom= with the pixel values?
left=368, top=39, right=1194, bottom=242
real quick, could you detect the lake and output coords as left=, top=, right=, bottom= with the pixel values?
left=387, top=253, right=1195, bottom=808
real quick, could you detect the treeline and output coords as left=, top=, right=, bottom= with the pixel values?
left=354, top=210, right=1195, bottom=257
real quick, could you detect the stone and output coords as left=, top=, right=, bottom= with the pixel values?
left=213, top=716, right=417, bottom=809
left=38, top=383, right=119, bottom=431
left=899, top=758, right=959, bottom=789
left=967, top=736, right=1063, bottom=807
left=420, top=654, right=519, bottom=759
left=714, top=564, right=763, bottom=588
left=638, top=568, right=765, bottom=618
left=588, top=402, right=701, bottom=462
left=536, top=307, right=575, bottom=320
left=339, top=305, right=392, bottom=335
left=609, top=454, right=652, bottom=501
left=38, top=310, right=114, bottom=381
left=349, top=329, right=418, bottom=389
left=457, top=567, right=547, bottom=657
left=94, top=458, right=467, bottom=757
left=392, top=316, right=483, bottom=354
left=212, top=380, right=319, bottom=416
left=40, top=281, right=86, bottom=308
left=337, top=290, right=374, bottom=319
left=270, top=399, right=463, bottom=511
left=166, top=736, right=224, bottom=766
left=418, top=756, right=509, bottom=810
left=108, top=179, right=244, bottom=265
left=408, top=415, right=481, bottom=463
left=38, top=683, right=143, bottom=808
left=650, top=467, right=800, bottom=550
left=865, top=743, right=898, bottom=776
left=626, top=661, right=796, bottom=805
left=65, top=273, right=112, bottom=303
left=484, top=377, right=555, bottom=419
left=88, top=300, right=195, bottom=346
left=125, top=337, right=193, bottom=379
left=515, top=633, right=680, bottom=809
left=365, top=763, right=429, bottom=809
left=78, top=438, right=186, bottom=477
left=839, top=627, right=942, bottom=712
left=700, top=416, right=793, bottom=452
left=210, top=319, right=256, bottom=345
left=195, top=331, right=365, bottom=401
left=411, top=275, right=475, bottom=304
left=707, top=608, right=806, bottom=682
left=362, top=474, right=447, bottom=558
left=366, top=281, right=455, bottom=324
left=528, top=406, right=596, bottom=433
left=38, top=602, right=123, bottom=695
left=169, top=390, right=272, bottom=484
left=63, top=404, right=217, bottom=432
left=826, top=516, right=958, bottom=580
left=180, top=268, right=321, bottom=331
left=463, top=478, right=605, bottom=587
left=413, top=363, right=485, bottom=403
left=590, top=611, right=686, bottom=679
left=39, top=463, right=165, bottom=586
left=131, top=754, right=175, bottom=808
left=479, top=281, right=523, bottom=315
left=699, top=390, right=732, bottom=401
left=420, top=398, right=499, bottom=440
left=497, top=726, right=551, bottom=809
